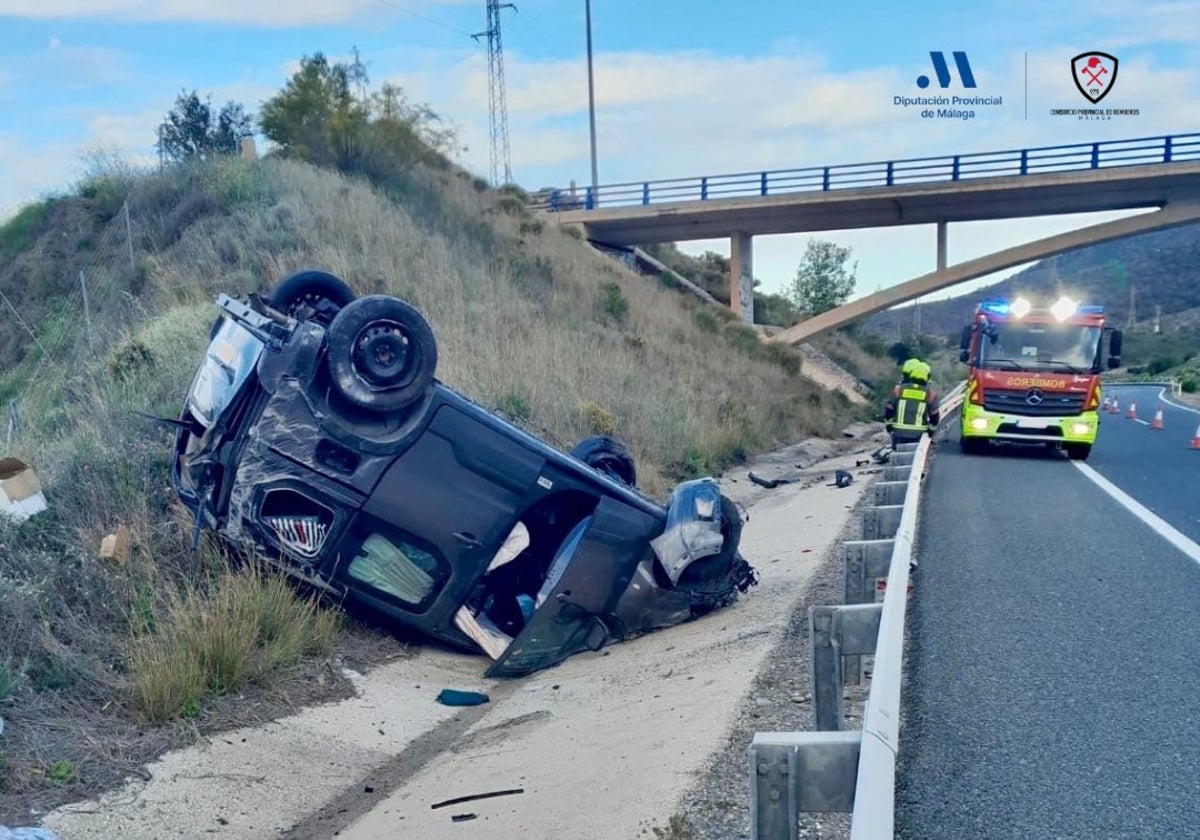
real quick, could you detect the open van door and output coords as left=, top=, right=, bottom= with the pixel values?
left=485, top=496, right=662, bottom=678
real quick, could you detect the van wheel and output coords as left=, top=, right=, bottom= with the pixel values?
left=570, top=435, right=638, bottom=487
left=675, top=495, right=758, bottom=615
left=267, top=270, right=356, bottom=325
left=960, top=436, right=984, bottom=455
left=326, top=295, right=438, bottom=412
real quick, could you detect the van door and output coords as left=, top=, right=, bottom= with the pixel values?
left=485, top=495, right=662, bottom=678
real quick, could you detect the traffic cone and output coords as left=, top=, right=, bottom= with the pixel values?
left=1127, top=401, right=1137, bottom=420
left=1191, top=423, right=1200, bottom=450
left=1151, top=404, right=1164, bottom=430
left=1110, top=396, right=1120, bottom=415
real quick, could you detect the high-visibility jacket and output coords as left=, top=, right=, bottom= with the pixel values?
left=885, top=379, right=940, bottom=435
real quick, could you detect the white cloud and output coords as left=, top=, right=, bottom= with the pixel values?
left=0, top=0, right=472, bottom=26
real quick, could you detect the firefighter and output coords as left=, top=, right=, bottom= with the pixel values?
left=884, top=358, right=940, bottom=447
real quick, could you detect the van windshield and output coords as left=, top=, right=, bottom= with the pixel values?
left=979, top=323, right=1101, bottom=373
left=187, top=318, right=265, bottom=428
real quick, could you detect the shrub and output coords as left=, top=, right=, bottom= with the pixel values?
left=1147, top=356, right=1178, bottom=376
left=1182, top=379, right=1197, bottom=393
left=580, top=401, right=616, bottom=436
left=497, top=390, right=532, bottom=422
left=693, top=308, right=721, bottom=333
left=722, top=322, right=764, bottom=358
left=108, top=339, right=157, bottom=382
left=763, top=342, right=803, bottom=375
left=601, top=282, right=628, bottom=323
left=48, top=760, right=74, bottom=783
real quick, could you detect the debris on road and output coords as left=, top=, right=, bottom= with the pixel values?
left=748, top=472, right=794, bottom=489
left=435, top=689, right=490, bottom=707
left=828, top=469, right=854, bottom=488
left=431, top=788, right=525, bottom=809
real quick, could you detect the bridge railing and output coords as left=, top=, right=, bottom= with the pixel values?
left=531, top=133, right=1200, bottom=211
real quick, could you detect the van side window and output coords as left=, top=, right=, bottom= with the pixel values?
left=347, top=527, right=446, bottom=609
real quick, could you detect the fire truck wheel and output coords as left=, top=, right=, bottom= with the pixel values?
left=960, top=436, right=985, bottom=455
left=1064, top=443, right=1092, bottom=461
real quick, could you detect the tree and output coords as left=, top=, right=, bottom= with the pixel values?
left=156, top=90, right=253, bottom=163
left=259, top=53, right=369, bottom=168
left=788, top=240, right=857, bottom=317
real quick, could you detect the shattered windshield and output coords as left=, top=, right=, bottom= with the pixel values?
left=979, top=323, right=1101, bottom=373
left=187, top=318, right=265, bottom=428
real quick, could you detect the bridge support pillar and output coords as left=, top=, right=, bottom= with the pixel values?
left=731, top=231, right=754, bottom=324
left=936, top=220, right=948, bottom=271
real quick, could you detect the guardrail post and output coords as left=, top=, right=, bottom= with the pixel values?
left=886, top=161, right=894, bottom=187
left=1165, top=135, right=1173, bottom=163
left=1019, top=149, right=1028, bottom=175
left=750, top=731, right=862, bottom=836
left=822, top=167, right=831, bottom=191
left=863, top=505, right=904, bottom=541
left=811, top=604, right=884, bottom=730
left=889, top=450, right=915, bottom=467
left=951, top=155, right=960, bottom=181
left=1091, top=142, right=1100, bottom=169
left=642, top=182, right=650, bottom=205
left=873, top=481, right=908, bottom=507
left=761, top=172, right=768, bottom=196
left=843, top=540, right=895, bottom=606
left=701, top=177, right=708, bottom=200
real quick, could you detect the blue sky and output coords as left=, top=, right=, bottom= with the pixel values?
left=2, top=0, right=1199, bottom=303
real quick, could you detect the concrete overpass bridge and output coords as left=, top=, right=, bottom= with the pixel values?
left=536, top=133, right=1200, bottom=342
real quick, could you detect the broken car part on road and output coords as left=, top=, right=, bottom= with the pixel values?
left=168, top=270, right=758, bottom=678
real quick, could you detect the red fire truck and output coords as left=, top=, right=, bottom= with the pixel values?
left=957, top=296, right=1123, bottom=461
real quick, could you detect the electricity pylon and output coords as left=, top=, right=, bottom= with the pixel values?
left=472, top=1, right=516, bottom=186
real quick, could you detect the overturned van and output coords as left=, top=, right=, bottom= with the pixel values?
left=169, top=271, right=757, bottom=677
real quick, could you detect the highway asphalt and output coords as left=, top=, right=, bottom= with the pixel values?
left=895, top=391, right=1200, bottom=839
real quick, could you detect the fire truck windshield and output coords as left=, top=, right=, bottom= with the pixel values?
left=979, top=323, right=1102, bottom=373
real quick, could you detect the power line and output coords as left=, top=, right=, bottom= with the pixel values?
left=372, top=0, right=473, bottom=37
left=510, top=6, right=559, bottom=61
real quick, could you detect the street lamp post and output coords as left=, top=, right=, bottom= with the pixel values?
left=586, top=0, right=599, bottom=203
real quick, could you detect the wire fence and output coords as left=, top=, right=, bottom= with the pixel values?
left=3, top=199, right=150, bottom=454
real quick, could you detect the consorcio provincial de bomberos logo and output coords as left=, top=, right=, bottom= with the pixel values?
left=893, top=50, right=1003, bottom=121
left=1050, top=51, right=1140, bottom=120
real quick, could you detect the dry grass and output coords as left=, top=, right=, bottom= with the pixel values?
left=128, top=564, right=341, bottom=723
left=142, top=158, right=846, bottom=491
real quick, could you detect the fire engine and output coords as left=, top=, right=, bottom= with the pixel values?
left=957, top=296, right=1123, bottom=461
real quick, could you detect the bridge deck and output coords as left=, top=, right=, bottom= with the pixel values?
left=551, top=161, right=1200, bottom=244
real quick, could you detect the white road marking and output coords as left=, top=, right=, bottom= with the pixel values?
left=1074, top=462, right=1200, bottom=567
left=1158, top=387, right=1200, bottom=416
left=1133, top=418, right=1150, bottom=426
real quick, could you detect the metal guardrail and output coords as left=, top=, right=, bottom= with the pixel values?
left=749, top=382, right=966, bottom=839
left=532, top=133, right=1200, bottom=211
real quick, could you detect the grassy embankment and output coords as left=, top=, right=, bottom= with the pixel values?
left=0, top=150, right=872, bottom=816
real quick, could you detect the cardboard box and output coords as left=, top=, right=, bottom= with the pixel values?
left=0, top=457, right=49, bottom=521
